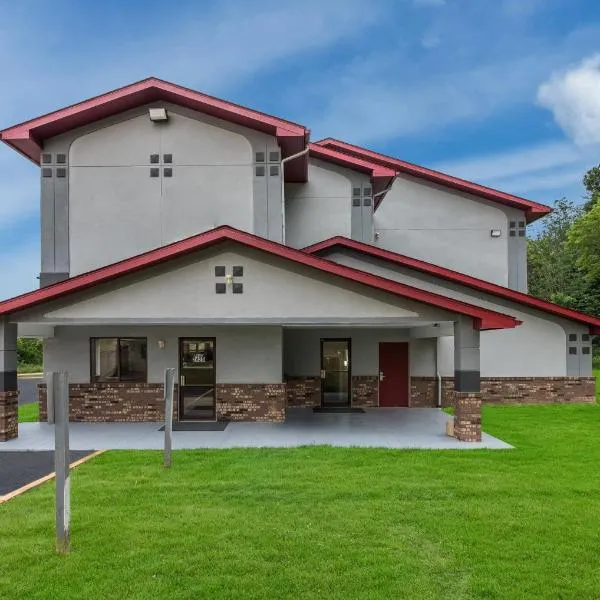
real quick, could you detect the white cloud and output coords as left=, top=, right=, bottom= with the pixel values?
left=432, top=139, right=600, bottom=203
left=432, top=141, right=584, bottom=183
left=538, top=54, right=600, bottom=145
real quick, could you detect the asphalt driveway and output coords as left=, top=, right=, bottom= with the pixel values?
left=0, top=450, right=92, bottom=496
left=18, top=377, right=42, bottom=405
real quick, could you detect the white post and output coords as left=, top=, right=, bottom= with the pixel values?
left=164, top=368, right=175, bottom=468
left=54, top=370, right=70, bottom=554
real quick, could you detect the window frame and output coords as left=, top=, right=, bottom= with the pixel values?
left=90, top=337, right=148, bottom=383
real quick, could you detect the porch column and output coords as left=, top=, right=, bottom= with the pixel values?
left=453, top=316, right=481, bottom=442
left=0, top=317, right=18, bottom=441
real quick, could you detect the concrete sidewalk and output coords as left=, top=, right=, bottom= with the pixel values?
left=0, top=408, right=512, bottom=451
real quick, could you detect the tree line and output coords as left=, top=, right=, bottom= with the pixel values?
left=528, top=164, right=600, bottom=317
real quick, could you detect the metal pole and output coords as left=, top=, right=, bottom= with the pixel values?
left=164, top=368, right=175, bottom=468
left=54, top=370, right=70, bottom=554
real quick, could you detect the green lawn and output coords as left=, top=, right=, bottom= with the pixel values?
left=2, top=405, right=600, bottom=599
left=18, top=403, right=39, bottom=423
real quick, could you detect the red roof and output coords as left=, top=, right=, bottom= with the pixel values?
left=315, top=138, right=552, bottom=221
left=303, top=236, right=600, bottom=334
left=0, top=77, right=310, bottom=182
left=0, top=227, right=519, bottom=331
left=308, top=143, right=396, bottom=202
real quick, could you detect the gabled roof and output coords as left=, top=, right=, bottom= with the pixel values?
left=0, top=227, right=519, bottom=331
left=0, top=77, right=310, bottom=181
left=308, top=143, right=396, bottom=202
left=315, top=138, right=552, bottom=221
left=303, top=236, right=600, bottom=334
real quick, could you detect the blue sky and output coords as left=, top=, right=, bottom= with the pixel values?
left=1, top=0, right=600, bottom=298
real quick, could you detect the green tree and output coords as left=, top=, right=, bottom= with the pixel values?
left=16, top=338, right=43, bottom=366
left=583, top=164, right=600, bottom=211
left=527, top=197, right=588, bottom=308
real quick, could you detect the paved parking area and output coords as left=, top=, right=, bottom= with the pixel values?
left=0, top=408, right=511, bottom=450
left=0, top=451, right=93, bottom=496
left=18, top=377, right=42, bottom=405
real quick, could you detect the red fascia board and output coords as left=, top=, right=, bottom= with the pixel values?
left=0, top=78, right=308, bottom=170
left=309, top=143, right=396, bottom=204
left=304, top=236, right=600, bottom=334
left=315, top=138, right=552, bottom=223
left=0, top=227, right=518, bottom=331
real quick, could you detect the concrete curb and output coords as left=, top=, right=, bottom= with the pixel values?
left=0, top=449, right=106, bottom=505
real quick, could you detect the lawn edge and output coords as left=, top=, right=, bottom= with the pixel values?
left=0, top=449, right=106, bottom=505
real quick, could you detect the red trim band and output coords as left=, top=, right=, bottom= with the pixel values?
left=0, top=227, right=519, bottom=331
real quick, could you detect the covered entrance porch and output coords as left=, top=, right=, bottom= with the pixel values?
left=1, top=407, right=511, bottom=451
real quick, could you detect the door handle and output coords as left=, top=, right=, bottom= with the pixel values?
left=320, top=369, right=326, bottom=379
left=379, top=371, right=385, bottom=382
left=180, top=374, right=185, bottom=386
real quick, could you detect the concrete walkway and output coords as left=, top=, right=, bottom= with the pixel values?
left=1, top=409, right=511, bottom=451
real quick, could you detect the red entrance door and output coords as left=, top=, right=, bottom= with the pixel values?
left=378, top=342, right=409, bottom=407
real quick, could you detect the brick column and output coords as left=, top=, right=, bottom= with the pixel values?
left=0, top=317, right=18, bottom=441
left=0, top=391, right=18, bottom=441
left=454, top=393, right=482, bottom=442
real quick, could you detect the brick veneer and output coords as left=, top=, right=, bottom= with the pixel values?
left=286, top=377, right=321, bottom=407
left=410, top=376, right=596, bottom=407
left=0, top=391, right=18, bottom=441
left=39, top=383, right=174, bottom=422
left=39, top=382, right=286, bottom=423
left=285, top=375, right=380, bottom=408
left=217, top=384, right=285, bottom=422
left=352, top=376, right=379, bottom=407
left=454, top=393, right=482, bottom=442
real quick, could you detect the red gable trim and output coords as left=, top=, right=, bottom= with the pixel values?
left=0, top=77, right=309, bottom=181
left=315, top=138, right=552, bottom=223
left=0, top=227, right=518, bottom=331
left=304, top=236, right=600, bottom=334
left=309, top=143, right=396, bottom=204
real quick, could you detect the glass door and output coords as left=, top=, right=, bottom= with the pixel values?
left=321, top=339, right=351, bottom=407
left=179, top=338, right=216, bottom=420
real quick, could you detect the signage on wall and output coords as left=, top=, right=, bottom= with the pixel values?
left=192, top=352, right=207, bottom=364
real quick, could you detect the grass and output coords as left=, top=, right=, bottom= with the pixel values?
left=17, top=363, right=43, bottom=374
left=2, top=405, right=600, bottom=599
left=18, top=403, right=39, bottom=423
left=595, top=369, right=600, bottom=399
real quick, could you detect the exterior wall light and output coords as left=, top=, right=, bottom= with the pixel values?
left=225, top=274, right=233, bottom=285
left=148, top=108, right=168, bottom=122
left=490, top=229, right=502, bottom=238
left=157, top=340, right=166, bottom=349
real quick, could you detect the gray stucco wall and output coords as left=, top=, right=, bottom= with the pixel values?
left=41, top=102, right=282, bottom=279
left=18, top=245, right=460, bottom=327
left=44, top=325, right=283, bottom=384
left=285, top=158, right=371, bottom=248
left=325, top=250, right=592, bottom=377
left=373, top=174, right=528, bottom=290
left=283, top=328, right=435, bottom=377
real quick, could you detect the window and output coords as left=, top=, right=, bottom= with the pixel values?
left=91, top=338, right=147, bottom=382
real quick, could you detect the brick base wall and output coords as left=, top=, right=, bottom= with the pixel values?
left=286, top=377, right=321, bottom=407
left=454, top=393, right=482, bottom=442
left=285, top=376, right=380, bottom=408
left=410, top=376, right=596, bottom=407
left=39, top=383, right=173, bottom=422
left=0, top=391, right=18, bottom=441
left=217, top=384, right=285, bottom=422
left=39, top=382, right=285, bottom=423
left=352, top=376, right=379, bottom=407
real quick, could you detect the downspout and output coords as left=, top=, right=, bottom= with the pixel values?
left=371, top=177, right=397, bottom=242
left=435, top=336, right=442, bottom=408
left=281, top=147, right=310, bottom=244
